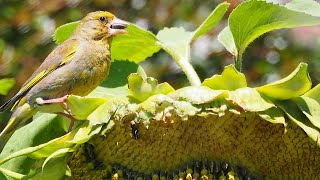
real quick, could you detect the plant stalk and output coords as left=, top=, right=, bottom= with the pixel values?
left=235, top=53, right=242, bottom=72
left=176, top=58, right=201, bottom=86
left=159, top=43, right=201, bottom=86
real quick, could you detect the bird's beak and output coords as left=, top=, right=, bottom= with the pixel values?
left=110, top=18, right=128, bottom=36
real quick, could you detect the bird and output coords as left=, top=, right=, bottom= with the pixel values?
left=0, top=11, right=128, bottom=150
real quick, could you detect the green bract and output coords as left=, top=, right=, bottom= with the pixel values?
left=202, top=65, right=247, bottom=90
left=257, top=63, right=311, bottom=100
left=128, top=73, right=175, bottom=102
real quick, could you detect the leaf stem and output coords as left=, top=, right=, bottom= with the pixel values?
left=235, top=53, right=242, bottom=72
left=159, top=42, right=201, bottom=86
left=176, top=58, right=201, bottom=86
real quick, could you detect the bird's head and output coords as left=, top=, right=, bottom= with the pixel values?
left=77, top=11, right=128, bottom=41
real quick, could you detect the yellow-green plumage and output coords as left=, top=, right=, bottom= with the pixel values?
left=0, top=11, right=128, bottom=150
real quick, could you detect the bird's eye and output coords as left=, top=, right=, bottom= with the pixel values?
left=99, top=16, right=107, bottom=22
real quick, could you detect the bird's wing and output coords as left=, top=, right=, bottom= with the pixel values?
left=0, top=38, right=79, bottom=111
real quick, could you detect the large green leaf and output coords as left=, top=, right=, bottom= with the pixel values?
left=218, top=0, right=320, bottom=57
left=52, top=21, right=80, bottom=44
left=34, top=157, right=67, bottom=180
left=257, top=63, right=311, bottom=100
left=111, top=24, right=161, bottom=62
left=0, top=78, right=15, bottom=96
left=0, top=114, right=66, bottom=178
left=202, top=64, right=247, bottom=90
left=0, top=120, right=102, bottom=179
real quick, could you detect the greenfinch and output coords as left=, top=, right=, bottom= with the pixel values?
left=0, top=11, right=128, bottom=149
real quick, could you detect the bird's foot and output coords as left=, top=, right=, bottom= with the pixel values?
left=36, top=96, right=75, bottom=132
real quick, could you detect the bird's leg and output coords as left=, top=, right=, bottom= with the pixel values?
left=36, top=96, right=75, bottom=132
left=36, top=96, right=72, bottom=115
left=56, top=112, right=75, bottom=132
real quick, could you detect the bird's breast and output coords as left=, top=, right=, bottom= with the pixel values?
left=70, top=50, right=110, bottom=96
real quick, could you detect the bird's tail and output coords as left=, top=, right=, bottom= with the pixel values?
left=0, top=103, right=35, bottom=151
left=0, top=93, right=24, bottom=112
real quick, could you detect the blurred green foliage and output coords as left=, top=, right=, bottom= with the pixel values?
left=1, top=0, right=320, bottom=106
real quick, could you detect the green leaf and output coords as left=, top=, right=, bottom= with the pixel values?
left=52, top=21, right=80, bottom=44
left=0, top=156, right=67, bottom=180
left=42, top=148, right=71, bottom=171
left=35, top=157, right=67, bottom=180
left=66, top=122, right=102, bottom=144
left=0, top=78, right=15, bottom=95
left=202, top=64, right=247, bottom=90
left=128, top=73, right=174, bottom=102
left=294, top=96, right=320, bottom=129
left=219, top=0, right=320, bottom=57
left=66, top=96, right=106, bottom=120
left=304, top=84, right=320, bottom=104
left=257, top=63, right=311, bottom=100
left=0, top=113, right=66, bottom=175
left=228, top=87, right=274, bottom=112
left=169, top=86, right=227, bottom=105
left=157, top=27, right=193, bottom=60
left=0, top=121, right=100, bottom=169
left=0, top=167, right=25, bottom=179
left=90, top=60, right=142, bottom=97
left=0, top=132, right=72, bottom=165
left=217, top=27, right=237, bottom=56
left=192, top=2, right=230, bottom=40
left=111, top=24, right=161, bottom=63
left=286, top=0, right=320, bottom=17
left=276, top=100, right=320, bottom=146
